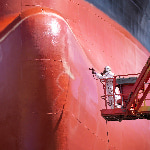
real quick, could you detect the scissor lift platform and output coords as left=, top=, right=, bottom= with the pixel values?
left=101, top=107, right=150, bottom=121
left=100, top=57, right=150, bottom=121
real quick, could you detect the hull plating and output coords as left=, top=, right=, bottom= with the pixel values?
left=0, top=1, right=150, bottom=150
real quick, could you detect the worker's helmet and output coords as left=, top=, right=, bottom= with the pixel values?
left=104, top=66, right=111, bottom=72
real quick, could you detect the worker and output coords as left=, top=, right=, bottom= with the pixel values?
left=92, top=66, right=121, bottom=109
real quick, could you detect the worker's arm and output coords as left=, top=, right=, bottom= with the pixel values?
left=95, top=72, right=104, bottom=79
left=97, top=72, right=114, bottom=79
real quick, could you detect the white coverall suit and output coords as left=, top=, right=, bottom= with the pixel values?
left=95, top=70, right=120, bottom=109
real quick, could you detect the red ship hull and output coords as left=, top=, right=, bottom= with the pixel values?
left=0, top=1, right=150, bottom=150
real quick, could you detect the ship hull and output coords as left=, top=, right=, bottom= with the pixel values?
left=0, top=1, right=150, bottom=150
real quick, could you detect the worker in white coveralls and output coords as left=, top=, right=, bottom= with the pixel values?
left=92, top=66, right=121, bottom=109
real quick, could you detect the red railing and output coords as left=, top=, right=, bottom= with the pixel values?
left=100, top=73, right=140, bottom=109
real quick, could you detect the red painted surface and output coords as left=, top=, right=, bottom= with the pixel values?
left=0, top=1, right=150, bottom=150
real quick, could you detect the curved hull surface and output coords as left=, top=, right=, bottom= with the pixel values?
left=0, top=1, right=150, bottom=150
